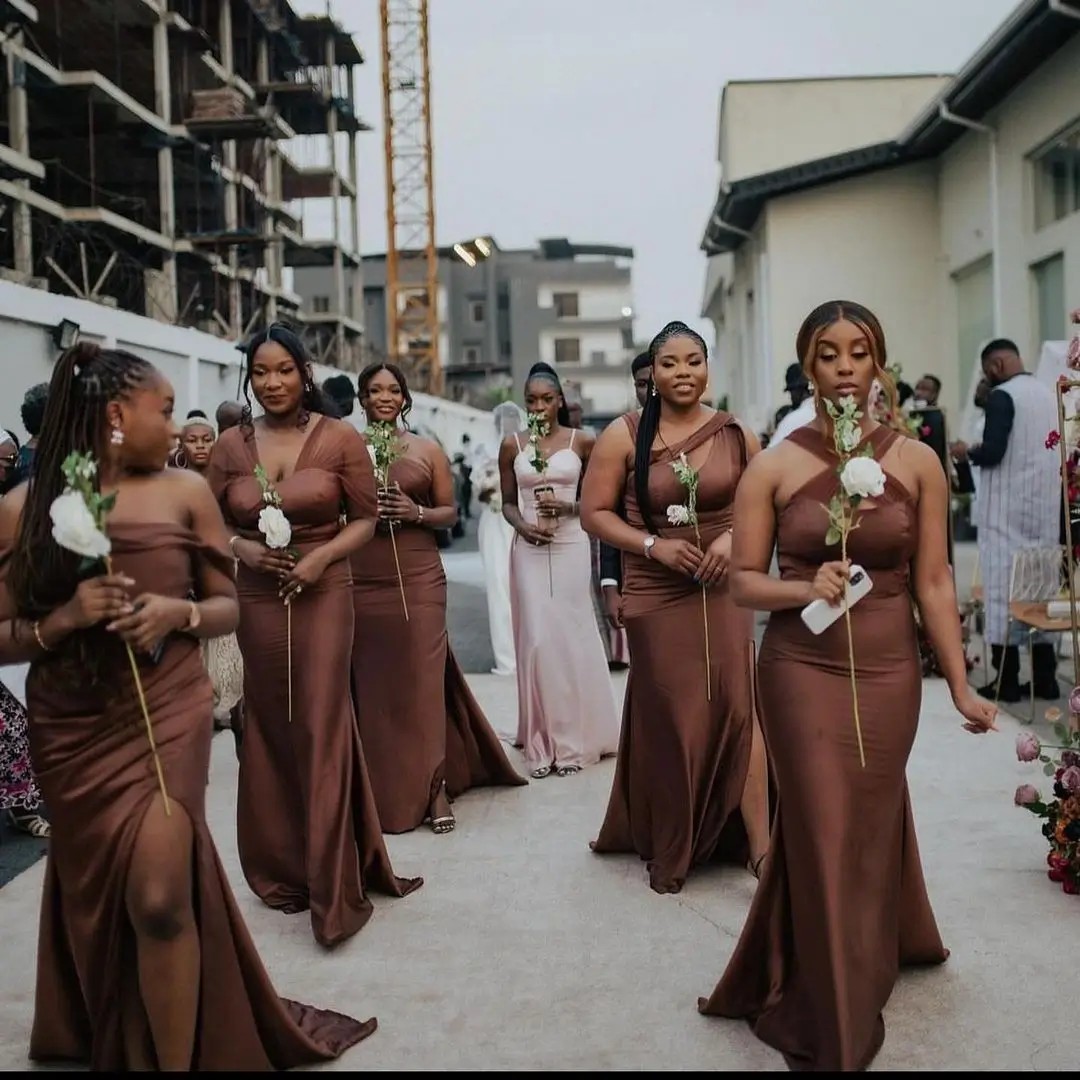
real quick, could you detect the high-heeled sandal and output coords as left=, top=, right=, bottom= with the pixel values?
left=747, top=853, right=767, bottom=880
left=8, top=810, right=51, bottom=839
left=530, top=765, right=552, bottom=779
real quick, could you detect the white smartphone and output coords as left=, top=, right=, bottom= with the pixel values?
left=800, top=564, right=874, bottom=636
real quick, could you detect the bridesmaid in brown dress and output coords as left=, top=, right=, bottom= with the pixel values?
left=0, top=342, right=372, bottom=1070
left=582, top=321, right=770, bottom=894
left=698, top=302, right=997, bottom=1071
left=352, top=363, right=525, bottom=835
left=207, top=325, right=420, bottom=948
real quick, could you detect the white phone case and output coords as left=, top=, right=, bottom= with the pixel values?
left=800, top=564, right=874, bottom=636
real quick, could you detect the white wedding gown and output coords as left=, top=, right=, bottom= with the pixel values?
left=478, top=504, right=516, bottom=676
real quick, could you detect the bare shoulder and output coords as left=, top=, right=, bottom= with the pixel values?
left=732, top=418, right=762, bottom=455
left=595, top=413, right=635, bottom=451
left=573, top=428, right=597, bottom=455
left=499, top=433, right=521, bottom=458
left=162, top=465, right=217, bottom=508
left=895, top=434, right=940, bottom=471
left=0, top=483, right=28, bottom=539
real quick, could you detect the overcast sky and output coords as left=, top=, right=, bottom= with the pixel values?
left=294, top=0, right=1018, bottom=342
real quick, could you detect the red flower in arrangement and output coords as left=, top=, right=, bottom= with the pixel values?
left=1046, top=430, right=1062, bottom=451
left=1016, top=708, right=1080, bottom=896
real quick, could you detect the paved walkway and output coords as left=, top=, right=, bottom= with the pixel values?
left=0, top=670, right=1072, bottom=1071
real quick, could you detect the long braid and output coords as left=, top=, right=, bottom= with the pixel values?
left=633, top=320, right=709, bottom=532
left=8, top=342, right=153, bottom=684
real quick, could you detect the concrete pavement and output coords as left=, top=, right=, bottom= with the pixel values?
left=0, top=667, right=1073, bottom=1071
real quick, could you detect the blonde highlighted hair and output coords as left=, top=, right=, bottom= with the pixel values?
left=797, top=300, right=911, bottom=437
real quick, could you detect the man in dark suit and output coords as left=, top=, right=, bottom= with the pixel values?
left=598, top=351, right=652, bottom=638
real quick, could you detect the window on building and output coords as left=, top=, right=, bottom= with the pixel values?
left=954, top=256, right=994, bottom=402
left=554, top=338, right=581, bottom=365
left=470, top=299, right=486, bottom=324
left=1033, top=253, right=1066, bottom=348
left=312, top=296, right=330, bottom=313
left=463, top=346, right=481, bottom=366
left=590, top=350, right=606, bottom=365
left=553, top=292, right=579, bottom=318
left=1033, top=125, right=1080, bottom=230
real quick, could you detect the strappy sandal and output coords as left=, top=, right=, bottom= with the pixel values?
left=8, top=810, right=51, bottom=839
left=747, top=853, right=767, bottom=880
left=429, top=815, right=456, bottom=835
left=554, top=765, right=581, bottom=778
left=530, top=765, right=552, bottom=779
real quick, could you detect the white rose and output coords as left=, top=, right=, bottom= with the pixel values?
left=840, top=456, right=886, bottom=499
left=49, top=490, right=111, bottom=560
left=666, top=504, right=692, bottom=526
left=258, top=505, right=293, bottom=550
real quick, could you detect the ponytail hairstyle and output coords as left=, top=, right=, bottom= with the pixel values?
left=240, top=322, right=329, bottom=428
left=357, top=361, right=413, bottom=429
left=633, top=320, right=709, bottom=532
left=7, top=341, right=155, bottom=683
left=524, top=361, right=571, bottom=428
left=796, top=300, right=909, bottom=436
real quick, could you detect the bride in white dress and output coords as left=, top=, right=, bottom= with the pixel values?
left=475, top=402, right=525, bottom=676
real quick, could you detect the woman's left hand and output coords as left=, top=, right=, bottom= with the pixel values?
left=953, top=686, right=998, bottom=734
left=107, top=593, right=189, bottom=654
left=378, top=487, right=421, bottom=525
left=279, top=550, right=328, bottom=604
left=695, top=530, right=732, bottom=587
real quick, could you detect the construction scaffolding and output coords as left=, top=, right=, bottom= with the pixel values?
left=0, top=0, right=369, bottom=369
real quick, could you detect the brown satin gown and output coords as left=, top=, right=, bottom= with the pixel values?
left=208, top=416, right=421, bottom=948
left=698, top=424, right=948, bottom=1072
left=8, top=523, right=372, bottom=1070
left=351, top=454, right=525, bottom=834
left=591, top=411, right=756, bottom=893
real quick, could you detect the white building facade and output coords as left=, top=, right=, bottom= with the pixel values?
left=701, top=0, right=1080, bottom=436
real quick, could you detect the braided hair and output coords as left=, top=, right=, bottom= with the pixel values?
left=525, top=362, right=571, bottom=428
left=7, top=341, right=155, bottom=684
left=240, top=323, right=329, bottom=428
left=633, top=320, right=709, bottom=532
left=357, top=361, right=414, bottom=428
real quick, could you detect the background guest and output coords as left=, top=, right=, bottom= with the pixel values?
left=14, top=383, right=48, bottom=486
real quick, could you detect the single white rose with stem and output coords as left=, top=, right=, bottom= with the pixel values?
left=526, top=412, right=555, bottom=597
left=50, top=451, right=172, bottom=814
left=669, top=452, right=712, bottom=702
left=366, top=422, right=410, bottom=620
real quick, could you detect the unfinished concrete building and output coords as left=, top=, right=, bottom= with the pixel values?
left=0, top=0, right=367, bottom=368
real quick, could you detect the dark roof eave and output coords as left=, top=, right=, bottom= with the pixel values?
left=701, top=142, right=901, bottom=252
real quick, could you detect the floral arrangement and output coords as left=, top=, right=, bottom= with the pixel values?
left=525, top=411, right=555, bottom=595
left=476, top=461, right=502, bottom=514
left=869, top=363, right=923, bottom=438
left=822, top=396, right=887, bottom=768
left=365, top=422, right=409, bottom=620
left=49, top=451, right=171, bottom=813
left=667, top=452, right=711, bottom=702
left=1014, top=710, right=1080, bottom=895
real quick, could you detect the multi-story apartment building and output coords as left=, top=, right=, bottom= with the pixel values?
left=0, top=0, right=366, bottom=368
left=296, top=236, right=638, bottom=423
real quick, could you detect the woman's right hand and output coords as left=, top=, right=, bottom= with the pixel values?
left=652, top=538, right=703, bottom=578
left=806, top=560, right=850, bottom=605
left=61, top=573, right=136, bottom=629
left=234, top=537, right=296, bottom=577
left=516, top=522, right=553, bottom=547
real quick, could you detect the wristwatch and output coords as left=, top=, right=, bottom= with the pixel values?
left=643, top=535, right=658, bottom=559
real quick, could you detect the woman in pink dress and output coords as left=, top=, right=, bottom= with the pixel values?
left=498, top=362, right=620, bottom=779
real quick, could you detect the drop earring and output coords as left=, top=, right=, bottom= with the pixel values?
left=110, top=425, right=125, bottom=446
left=650, top=383, right=658, bottom=398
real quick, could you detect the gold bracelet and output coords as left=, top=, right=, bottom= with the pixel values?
left=32, top=620, right=52, bottom=652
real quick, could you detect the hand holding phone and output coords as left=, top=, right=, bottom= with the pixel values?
left=801, top=564, right=874, bottom=635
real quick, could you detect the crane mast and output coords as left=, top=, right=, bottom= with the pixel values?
left=379, top=0, right=441, bottom=394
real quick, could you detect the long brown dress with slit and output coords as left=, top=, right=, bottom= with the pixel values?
left=4, top=522, right=373, bottom=1070
left=698, top=423, right=948, bottom=1072
left=351, top=454, right=525, bottom=834
left=208, top=416, right=421, bottom=948
left=591, top=411, right=756, bottom=893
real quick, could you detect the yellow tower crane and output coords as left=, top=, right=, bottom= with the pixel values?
left=379, top=0, right=441, bottom=394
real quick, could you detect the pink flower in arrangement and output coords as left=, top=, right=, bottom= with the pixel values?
left=1046, top=430, right=1062, bottom=451
left=1070, top=685, right=1080, bottom=716
left=1014, top=784, right=1041, bottom=806
left=1062, top=766, right=1080, bottom=794
left=921, top=425, right=932, bottom=438
left=1015, top=731, right=1041, bottom=762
